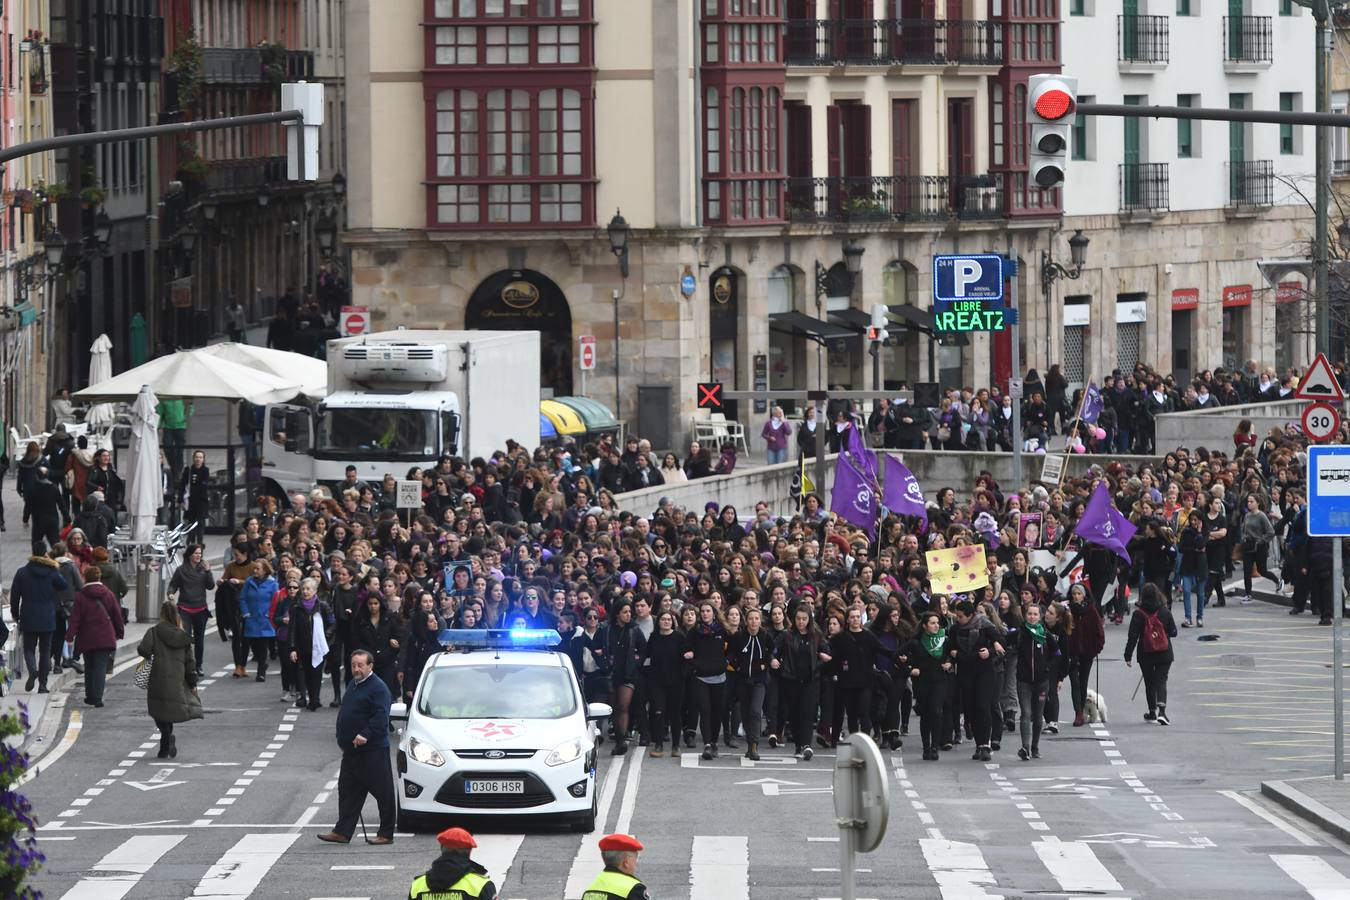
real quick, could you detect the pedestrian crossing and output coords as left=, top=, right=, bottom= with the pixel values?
left=48, top=828, right=1350, bottom=899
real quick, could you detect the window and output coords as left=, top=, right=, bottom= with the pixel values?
left=991, top=82, right=1005, bottom=166
left=1333, top=91, right=1348, bottom=174
left=1280, top=92, right=1298, bottom=154
left=1177, top=94, right=1196, bottom=158
left=1279, top=0, right=1293, bottom=14
left=429, top=86, right=593, bottom=227
left=1177, top=0, right=1191, bottom=13
left=703, top=85, right=782, bottom=222
left=428, top=0, right=590, bottom=65
left=1069, top=0, right=1084, bottom=14
left=1071, top=94, right=1091, bottom=161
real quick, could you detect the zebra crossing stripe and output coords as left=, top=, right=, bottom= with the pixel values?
left=690, top=835, right=749, bottom=900
left=191, top=832, right=300, bottom=898
left=1033, top=840, right=1123, bottom=893
left=919, top=838, right=1003, bottom=899
left=59, top=834, right=186, bottom=900
left=563, top=755, right=628, bottom=899
left=474, top=834, right=525, bottom=888
left=1273, top=854, right=1350, bottom=900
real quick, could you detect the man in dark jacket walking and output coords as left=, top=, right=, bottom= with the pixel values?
left=24, top=467, right=63, bottom=555
left=318, top=649, right=395, bottom=845
left=10, top=553, right=68, bottom=692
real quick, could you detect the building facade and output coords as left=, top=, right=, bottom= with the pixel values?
left=1061, top=1, right=1316, bottom=388
left=346, top=0, right=1068, bottom=448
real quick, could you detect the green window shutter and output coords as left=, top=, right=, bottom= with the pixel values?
left=1177, top=95, right=1192, bottom=158
left=1279, top=93, right=1294, bottom=154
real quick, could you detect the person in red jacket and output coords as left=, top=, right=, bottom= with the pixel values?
left=65, top=566, right=124, bottom=706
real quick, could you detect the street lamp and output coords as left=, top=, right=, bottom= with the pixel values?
left=1338, top=220, right=1350, bottom=253
left=256, top=187, right=270, bottom=208
left=843, top=239, right=865, bottom=277
left=315, top=213, right=337, bottom=258
left=606, top=209, right=630, bottom=278
left=180, top=228, right=197, bottom=255
left=331, top=171, right=346, bottom=198
left=92, top=211, right=113, bottom=251
left=43, top=230, right=66, bottom=270
left=202, top=200, right=218, bottom=223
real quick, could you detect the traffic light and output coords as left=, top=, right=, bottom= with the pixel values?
left=867, top=303, right=888, bottom=343
left=1027, top=74, right=1078, bottom=189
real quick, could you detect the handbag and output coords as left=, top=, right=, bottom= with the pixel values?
left=937, top=424, right=952, bottom=443
left=133, top=656, right=153, bottom=690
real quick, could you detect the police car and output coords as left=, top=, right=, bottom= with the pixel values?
left=390, top=629, right=610, bottom=832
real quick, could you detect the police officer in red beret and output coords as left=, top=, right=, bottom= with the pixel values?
left=408, top=827, right=496, bottom=899
left=582, top=833, right=651, bottom=900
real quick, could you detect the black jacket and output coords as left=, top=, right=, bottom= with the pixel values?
left=828, top=628, right=883, bottom=689
left=606, top=622, right=647, bottom=684
left=24, top=476, right=63, bottom=523
left=350, top=613, right=401, bottom=674
left=178, top=463, right=211, bottom=510
left=729, top=629, right=773, bottom=683
left=1123, top=603, right=1177, bottom=663
left=570, top=626, right=613, bottom=677
left=413, top=851, right=496, bottom=898
left=688, top=623, right=729, bottom=678
left=1010, top=624, right=1057, bottom=685
left=642, top=629, right=689, bottom=687
left=775, top=628, right=823, bottom=683
left=950, top=616, right=1004, bottom=675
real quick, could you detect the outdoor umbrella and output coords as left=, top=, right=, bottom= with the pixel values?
left=199, top=342, right=328, bottom=398
left=127, top=384, right=162, bottom=542
left=74, top=349, right=304, bottom=404
left=85, top=334, right=117, bottom=430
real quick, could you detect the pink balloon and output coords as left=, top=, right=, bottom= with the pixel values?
left=1094, top=427, right=1106, bottom=441
left=1035, top=448, right=1046, bottom=455
left=1073, top=445, right=1085, bottom=453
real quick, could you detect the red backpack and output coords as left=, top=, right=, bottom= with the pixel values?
left=1141, top=610, right=1170, bottom=654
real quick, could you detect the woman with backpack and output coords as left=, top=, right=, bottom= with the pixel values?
left=1124, top=583, right=1178, bottom=726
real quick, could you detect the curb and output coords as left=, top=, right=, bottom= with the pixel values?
left=1261, top=779, right=1350, bottom=844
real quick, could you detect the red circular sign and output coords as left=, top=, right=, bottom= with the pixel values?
left=1034, top=89, right=1074, bottom=120
left=1303, top=402, right=1341, bottom=442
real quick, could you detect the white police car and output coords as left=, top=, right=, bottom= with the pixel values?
left=390, top=629, right=610, bottom=832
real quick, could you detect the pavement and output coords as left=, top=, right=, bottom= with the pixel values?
left=16, top=568, right=1350, bottom=899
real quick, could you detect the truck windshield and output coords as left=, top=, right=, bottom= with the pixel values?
left=315, top=407, right=438, bottom=460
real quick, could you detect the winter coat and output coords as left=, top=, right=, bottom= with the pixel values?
left=399, top=617, right=444, bottom=700
left=10, top=556, right=67, bottom=632
left=1010, top=623, right=1057, bottom=685
left=641, top=629, right=689, bottom=687
left=688, top=623, right=729, bottom=678
left=288, top=598, right=337, bottom=669
left=729, top=629, right=774, bottom=684
left=67, top=447, right=95, bottom=503
left=169, top=562, right=216, bottom=612
left=606, top=621, right=647, bottom=685
left=15, top=456, right=41, bottom=499
left=239, top=576, right=279, bottom=638
left=65, top=582, right=124, bottom=653
left=775, top=627, right=823, bottom=684
left=350, top=612, right=402, bottom=675
left=73, top=507, right=110, bottom=549
left=1123, top=602, right=1177, bottom=664
left=138, top=621, right=202, bottom=724
left=1067, top=597, right=1105, bottom=660
left=86, top=464, right=123, bottom=508
left=828, top=628, right=884, bottom=689
left=178, top=463, right=211, bottom=514
left=950, top=615, right=1004, bottom=676
left=24, top=476, right=63, bottom=524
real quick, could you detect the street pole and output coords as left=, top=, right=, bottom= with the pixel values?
left=1316, top=0, right=1332, bottom=358
left=1335, top=535, right=1344, bottom=781
left=815, top=388, right=828, bottom=513
left=1009, top=246, right=1023, bottom=488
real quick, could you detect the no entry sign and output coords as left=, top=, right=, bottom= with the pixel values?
left=340, top=305, right=370, bottom=336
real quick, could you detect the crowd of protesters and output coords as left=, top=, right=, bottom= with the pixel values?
left=10, top=356, right=1338, bottom=769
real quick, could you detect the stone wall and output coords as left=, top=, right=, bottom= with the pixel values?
left=1154, top=399, right=1308, bottom=452
left=614, top=448, right=1162, bottom=519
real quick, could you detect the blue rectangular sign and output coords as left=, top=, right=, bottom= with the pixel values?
left=933, top=254, right=1005, bottom=304
left=1307, top=445, right=1350, bottom=536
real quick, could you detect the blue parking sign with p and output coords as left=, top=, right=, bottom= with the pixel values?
left=933, top=254, right=1005, bottom=304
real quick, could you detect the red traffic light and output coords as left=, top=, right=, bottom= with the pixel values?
left=1033, top=89, right=1074, bottom=121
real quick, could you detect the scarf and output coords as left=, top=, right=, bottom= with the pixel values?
left=922, top=628, right=947, bottom=659
left=309, top=600, right=330, bottom=668
left=1025, top=622, right=1046, bottom=646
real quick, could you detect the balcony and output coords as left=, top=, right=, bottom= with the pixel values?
left=199, top=47, right=266, bottom=85
left=286, top=49, right=314, bottom=80
left=1334, top=159, right=1350, bottom=177
left=786, top=174, right=1004, bottom=223
left=1227, top=160, right=1274, bottom=211
left=784, top=19, right=1003, bottom=67
left=1119, top=163, right=1169, bottom=215
left=1117, top=15, right=1168, bottom=69
left=203, top=156, right=288, bottom=194
left=1223, top=16, right=1272, bottom=71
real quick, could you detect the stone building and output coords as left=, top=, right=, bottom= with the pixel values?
left=344, top=0, right=1069, bottom=449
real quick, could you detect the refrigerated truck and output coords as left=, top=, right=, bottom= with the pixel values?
left=258, top=330, right=541, bottom=498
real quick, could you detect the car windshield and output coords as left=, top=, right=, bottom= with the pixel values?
left=315, top=407, right=438, bottom=460
left=416, top=664, right=578, bottom=720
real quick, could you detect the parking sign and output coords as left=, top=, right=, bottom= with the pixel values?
left=932, top=254, right=1005, bottom=304
left=1307, top=446, right=1350, bottom=536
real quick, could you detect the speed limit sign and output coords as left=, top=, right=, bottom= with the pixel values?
left=1303, top=402, right=1341, bottom=443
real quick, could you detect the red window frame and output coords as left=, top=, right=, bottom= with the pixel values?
left=988, top=0, right=1060, bottom=217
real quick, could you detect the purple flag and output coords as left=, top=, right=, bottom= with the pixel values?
left=1073, top=481, right=1136, bottom=561
left=831, top=425, right=878, bottom=536
left=1080, top=381, right=1104, bottom=424
left=882, top=455, right=928, bottom=531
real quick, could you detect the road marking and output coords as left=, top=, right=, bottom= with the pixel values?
left=1272, top=854, right=1350, bottom=899
left=690, top=835, right=748, bottom=900
left=474, top=834, right=524, bottom=887
left=191, top=832, right=300, bottom=898
left=919, top=839, right=1001, bottom=899
left=1220, top=790, right=1319, bottom=846
left=1033, top=839, right=1123, bottom=893
left=19, top=708, right=81, bottom=785
left=58, top=834, right=185, bottom=900
left=564, top=757, right=627, bottom=899
left=330, top=865, right=395, bottom=870
left=614, top=746, right=645, bottom=835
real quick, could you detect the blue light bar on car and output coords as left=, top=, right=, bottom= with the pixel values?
left=436, top=628, right=560, bottom=648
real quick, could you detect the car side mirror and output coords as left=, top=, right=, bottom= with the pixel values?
left=586, top=702, right=611, bottom=721
left=390, top=702, right=408, bottom=722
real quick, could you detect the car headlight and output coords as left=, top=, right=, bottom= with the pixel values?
left=408, top=736, right=445, bottom=768
left=545, top=737, right=585, bottom=767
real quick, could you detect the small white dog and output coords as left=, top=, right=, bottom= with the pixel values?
left=1084, top=689, right=1109, bottom=724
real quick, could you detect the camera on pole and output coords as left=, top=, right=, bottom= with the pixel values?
left=1027, top=74, right=1077, bottom=189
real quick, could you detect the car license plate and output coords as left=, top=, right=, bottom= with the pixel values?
left=464, top=780, right=524, bottom=794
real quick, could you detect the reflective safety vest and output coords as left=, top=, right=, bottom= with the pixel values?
left=581, top=869, right=645, bottom=900
left=408, top=870, right=492, bottom=900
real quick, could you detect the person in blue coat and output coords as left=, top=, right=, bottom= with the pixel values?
left=239, top=558, right=279, bottom=682
left=10, top=553, right=67, bottom=692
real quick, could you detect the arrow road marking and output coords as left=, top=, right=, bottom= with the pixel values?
left=124, top=769, right=187, bottom=792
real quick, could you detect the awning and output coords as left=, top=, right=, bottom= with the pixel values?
left=539, top=413, right=559, bottom=442
left=888, top=304, right=935, bottom=330
left=769, top=311, right=857, bottom=342
left=556, top=396, right=619, bottom=433
left=827, top=308, right=873, bottom=331
left=539, top=399, right=586, bottom=435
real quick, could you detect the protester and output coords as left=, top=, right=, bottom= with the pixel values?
left=65, top=566, right=124, bottom=707
left=138, top=602, right=202, bottom=758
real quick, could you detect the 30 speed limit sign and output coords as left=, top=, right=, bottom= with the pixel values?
left=1303, top=402, right=1341, bottom=443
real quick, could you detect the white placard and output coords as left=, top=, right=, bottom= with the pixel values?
left=396, top=479, right=422, bottom=508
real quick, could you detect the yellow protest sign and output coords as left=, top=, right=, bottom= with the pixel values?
left=924, top=544, right=990, bottom=597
